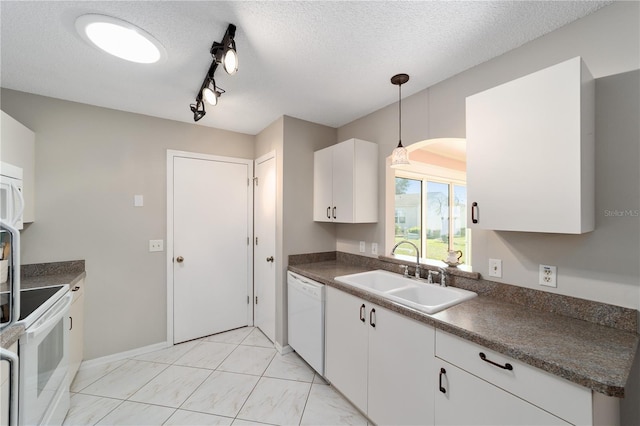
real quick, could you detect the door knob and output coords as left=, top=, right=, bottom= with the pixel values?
left=176, top=256, right=184, bottom=263
left=266, top=256, right=274, bottom=262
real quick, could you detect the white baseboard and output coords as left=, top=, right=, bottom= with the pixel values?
left=79, top=341, right=169, bottom=371
left=276, top=343, right=293, bottom=355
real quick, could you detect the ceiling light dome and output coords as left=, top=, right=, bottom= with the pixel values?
left=75, top=14, right=166, bottom=64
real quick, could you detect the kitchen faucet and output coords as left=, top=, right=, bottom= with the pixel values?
left=391, top=240, right=421, bottom=278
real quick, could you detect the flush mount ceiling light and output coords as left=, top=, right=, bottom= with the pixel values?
left=75, top=14, right=166, bottom=64
left=390, top=73, right=411, bottom=168
left=190, top=24, right=238, bottom=121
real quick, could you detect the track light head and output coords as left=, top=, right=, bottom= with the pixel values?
left=211, top=24, right=238, bottom=75
left=202, top=78, right=225, bottom=106
left=223, top=43, right=238, bottom=75
left=190, top=98, right=206, bottom=121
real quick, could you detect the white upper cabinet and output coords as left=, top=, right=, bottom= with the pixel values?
left=313, top=138, right=378, bottom=223
left=466, top=57, right=594, bottom=233
left=1, top=111, right=36, bottom=223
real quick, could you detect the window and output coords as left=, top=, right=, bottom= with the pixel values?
left=395, top=176, right=470, bottom=264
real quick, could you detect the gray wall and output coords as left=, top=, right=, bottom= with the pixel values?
left=336, top=1, right=640, bottom=311
left=256, top=115, right=336, bottom=347
left=0, top=89, right=255, bottom=359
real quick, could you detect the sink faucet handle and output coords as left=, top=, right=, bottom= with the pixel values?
left=400, top=265, right=409, bottom=277
left=438, top=267, right=448, bottom=287
left=415, top=265, right=421, bottom=278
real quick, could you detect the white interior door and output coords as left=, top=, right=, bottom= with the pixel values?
left=170, top=153, right=252, bottom=344
left=254, top=153, right=276, bottom=343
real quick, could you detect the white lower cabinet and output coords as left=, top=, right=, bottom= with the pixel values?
left=435, top=359, right=569, bottom=425
left=435, top=330, right=619, bottom=426
left=325, top=286, right=434, bottom=425
left=325, top=284, right=619, bottom=426
left=68, top=278, right=85, bottom=382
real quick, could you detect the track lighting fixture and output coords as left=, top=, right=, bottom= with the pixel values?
left=189, top=23, right=238, bottom=122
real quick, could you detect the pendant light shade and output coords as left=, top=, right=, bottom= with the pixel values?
left=390, top=73, right=410, bottom=168
left=391, top=142, right=410, bottom=167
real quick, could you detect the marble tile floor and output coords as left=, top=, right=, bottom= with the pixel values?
left=65, top=327, right=369, bottom=426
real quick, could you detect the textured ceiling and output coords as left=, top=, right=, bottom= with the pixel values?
left=0, top=1, right=611, bottom=135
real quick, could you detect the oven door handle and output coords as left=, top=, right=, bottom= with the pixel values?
left=0, top=348, right=19, bottom=426
left=10, top=182, right=24, bottom=228
left=25, top=293, right=73, bottom=342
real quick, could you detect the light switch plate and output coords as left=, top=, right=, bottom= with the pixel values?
left=134, top=195, right=144, bottom=207
left=149, top=240, right=163, bottom=252
left=489, top=259, right=502, bottom=278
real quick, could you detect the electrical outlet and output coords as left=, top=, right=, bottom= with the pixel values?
left=359, top=241, right=366, bottom=253
left=539, top=265, right=557, bottom=287
left=371, top=243, right=378, bottom=255
left=149, top=239, right=164, bottom=252
left=488, top=259, right=502, bottom=278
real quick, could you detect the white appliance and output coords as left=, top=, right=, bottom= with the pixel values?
left=287, top=271, right=325, bottom=375
left=17, top=285, right=72, bottom=426
left=0, top=162, right=24, bottom=231
left=0, top=219, right=21, bottom=426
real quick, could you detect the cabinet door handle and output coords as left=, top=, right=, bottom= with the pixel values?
left=72, top=286, right=80, bottom=292
left=332, top=206, right=337, bottom=219
left=359, top=304, right=366, bottom=322
left=327, top=207, right=331, bottom=219
left=471, top=202, right=479, bottom=224
left=69, top=316, right=73, bottom=331
left=439, top=368, right=447, bottom=394
left=369, top=308, right=376, bottom=328
left=479, top=352, right=513, bottom=370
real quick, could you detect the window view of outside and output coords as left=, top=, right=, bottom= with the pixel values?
left=395, top=177, right=469, bottom=263
left=394, top=178, right=421, bottom=257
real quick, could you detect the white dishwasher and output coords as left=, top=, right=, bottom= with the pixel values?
left=287, top=271, right=325, bottom=375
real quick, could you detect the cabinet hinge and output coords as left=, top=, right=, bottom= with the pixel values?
left=247, top=237, right=250, bottom=245
left=255, top=296, right=258, bottom=304
left=247, top=295, right=250, bottom=304
left=253, top=177, right=259, bottom=186
left=255, top=237, right=259, bottom=245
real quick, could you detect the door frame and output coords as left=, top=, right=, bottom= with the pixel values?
left=166, top=149, right=254, bottom=346
left=253, top=150, right=277, bottom=342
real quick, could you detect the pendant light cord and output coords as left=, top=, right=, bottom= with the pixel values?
left=398, top=82, right=402, bottom=145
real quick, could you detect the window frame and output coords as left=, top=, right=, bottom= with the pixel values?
left=395, top=171, right=470, bottom=264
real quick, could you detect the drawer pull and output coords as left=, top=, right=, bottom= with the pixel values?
left=479, top=352, right=513, bottom=370
left=439, top=368, right=447, bottom=394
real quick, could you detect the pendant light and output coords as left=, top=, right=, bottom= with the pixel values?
left=390, top=73, right=410, bottom=168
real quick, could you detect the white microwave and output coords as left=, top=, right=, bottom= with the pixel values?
left=0, top=162, right=24, bottom=230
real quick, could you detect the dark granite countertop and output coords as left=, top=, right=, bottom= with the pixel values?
left=289, top=260, right=639, bottom=398
left=1, top=260, right=85, bottom=349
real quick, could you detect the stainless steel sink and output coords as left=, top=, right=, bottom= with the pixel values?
left=335, top=269, right=477, bottom=314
